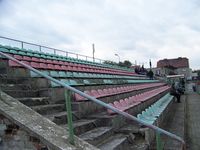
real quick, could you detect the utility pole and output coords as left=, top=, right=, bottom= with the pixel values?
left=149, top=59, right=152, bottom=70
left=92, top=44, right=95, bottom=62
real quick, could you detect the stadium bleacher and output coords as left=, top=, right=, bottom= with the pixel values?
left=0, top=45, right=175, bottom=149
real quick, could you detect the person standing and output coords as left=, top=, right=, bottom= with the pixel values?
left=170, top=83, right=181, bottom=103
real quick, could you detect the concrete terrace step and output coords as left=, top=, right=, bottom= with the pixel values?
left=2, top=89, right=39, bottom=98
left=89, top=112, right=117, bottom=126
left=128, top=136, right=149, bottom=150
left=0, top=90, right=98, bottom=150
left=98, top=134, right=128, bottom=150
left=113, top=124, right=149, bottom=150
left=17, top=97, right=50, bottom=106
left=79, top=126, right=113, bottom=145
left=44, top=111, right=80, bottom=125
left=116, top=124, right=141, bottom=135
left=31, top=104, right=65, bottom=115
left=0, top=83, right=31, bottom=90
left=0, top=77, right=29, bottom=84
left=60, top=119, right=99, bottom=135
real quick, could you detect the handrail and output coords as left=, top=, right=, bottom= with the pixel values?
left=0, top=51, right=186, bottom=149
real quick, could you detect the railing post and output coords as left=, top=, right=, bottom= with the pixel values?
left=39, top=46, right=42, bottom=52
left=0, top=87, right=1, bottom=99
left=21, top=42, right=24, bottom=49
left=64, top=89, right=74, bottom=145
left=156, top=132, right=163, bottom=150
left=182, top=143, right=186, bottom=150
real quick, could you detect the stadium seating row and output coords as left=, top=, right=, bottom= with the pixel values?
left=30, top=70, right=147, bottom=80
left=50, top=78, right=159, bottom=87
left=137, top=93, right=173, bottom=125
left=106, top=86, right=170, bottom=114
left=8, top=55, right=134, bottom=76
left=74, top=83, right=165, bottom=101
left=0, top=45, right=134, bottom=72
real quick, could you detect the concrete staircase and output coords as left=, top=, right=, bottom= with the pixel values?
left=0, top=75, right=149, bottom=150
left=0, top=58, right=173, bottom=150
left=0, top=90, right=98, bottom=150
left=0, top=44, right=187, bottom=150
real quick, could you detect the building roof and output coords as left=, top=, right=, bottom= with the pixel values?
left=157, top=57, right=189, bottom=68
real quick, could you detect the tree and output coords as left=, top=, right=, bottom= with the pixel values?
left=103, top=60, right=117, bottom=65
left=147, top=70, right=154, bottom=79
left=119, top=60, right=132, bottom=68
left=123, top=60, right=132, bottom=68
left=197, top=70, right=200, bottom=77
left=193, top=70, right=200, bottom=79
left=103, top=60, right=132, bottom=68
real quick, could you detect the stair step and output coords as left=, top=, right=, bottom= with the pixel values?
left=117, top=124, right=140, bottom=134
left=0, top=84, right=31, bottom=90
left=45, top=111, right=79, bottom=125
left=31, top=104, right=65, bottom=115
left=2, top=90, right=39, bottom=98
left=79, top=126, right=113, bottom=145
left=89, top=112, right=115, bottom=126
left=17, top=97, right=50, bottom=106
left=98, top=134, right=128, bottom=150
left=128, top=137, right=148, bottom=150
left=0, top=77, right=29, bottom=84
left=60, top=119, right=98, bottom=135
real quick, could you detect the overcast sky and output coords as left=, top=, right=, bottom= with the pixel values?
left=0, top=0, right=200, bottom=69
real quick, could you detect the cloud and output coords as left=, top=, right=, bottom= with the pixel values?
left=0, top=0, right=200, bottom=69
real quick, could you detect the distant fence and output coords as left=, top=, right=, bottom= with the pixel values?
left=0, top=36, right=104, bottom=63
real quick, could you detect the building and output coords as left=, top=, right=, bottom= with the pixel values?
left=157, top=57, right=189, bottom=68
left=154, top=57, right=192, bottom=79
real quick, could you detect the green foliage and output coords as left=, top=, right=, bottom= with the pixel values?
left=193, top=70, right=200, bottom=77
left=197, top=71, right=200, bottom=77
left=103, top=60, right=132, bottom=68
left=147, top=70, right=154, bottom=78
left=119, top=60, right=132, bottom=68
left=103, top=60, right=117, bottom=65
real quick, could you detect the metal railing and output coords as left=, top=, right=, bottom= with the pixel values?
left=0, top=36, right=104, bottom=63
left=0, top=36, right=134, bottom=72
left=0, top=51, right=186, bottom=149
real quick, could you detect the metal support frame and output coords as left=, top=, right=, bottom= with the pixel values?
left=156, top=132, right=163, bottom=150
left=39, top=46, right=42, bottom=52
left=0, top=87, right=1, bottom=99
left=0, top=51, right=186, bottom=149
left=65, top=90, right=74, bottom=144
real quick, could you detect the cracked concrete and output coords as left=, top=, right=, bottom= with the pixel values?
left=0, top=90, right=99, bottom=150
